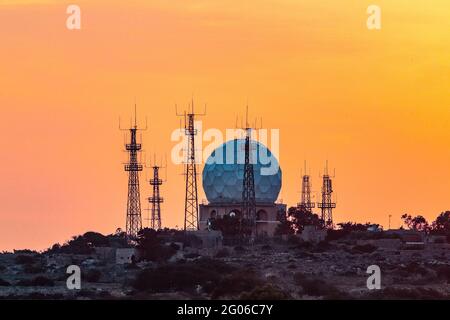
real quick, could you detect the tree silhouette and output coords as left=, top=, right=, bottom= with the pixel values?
left=136, top=228, right=176, bottom=262
left=401, top=214, right=429, bottom=232
left=432, top=211, right=450, bottom=233
left=286, top=206, right=324, bottom=234
left=337, top=222, right=379, bottom=232
left=210, top=215, right=253, bottom=237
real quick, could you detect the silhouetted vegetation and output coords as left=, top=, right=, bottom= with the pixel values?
left=45, top=230, right=129, bottom=254
left=274, top=215, right=295, bottom=236
left=326, top=222, right=383, bottom=241
left=310, top=241, right=331, bottom=253
left=0, top=293, right=64, bottom=300
left=431, top=211, right=450, bottom=234
left=136, top=228, right=177, bottom=262
left=13, top=249, right=38, bottom=255
left=16, top=276, right=54, bottom=287
left=84, top=269, right=102, bottom=282
left=0, top=278, right=11, bottom=286
left=214, top=248, right=230, bottom=258
left=294, top=272, right=346, bottom=299
left=401, top=214, right=430, bottom=232
left=132, top=258, right=236, bottom=294
left=276, top=207, right=324, bottom=235
left=15, top=255, right=36, bottom=265
left=234, top=245, right=247, bottom=253
left=23, top=263, right=45, bottom=274
left=210, top=215, right=253, bottom=237
left=211, top=270, right=263, bottom=298
left=435, top=265, right=450, bottom=283
left=239, top=284, right=290, bottom=300
left=337, top=222, right=375, bottom=232
left=184, top=252, right=200, bottom=259
left=351, top=244, right=378, bottom=254
left=367, top=287, right=448, bottom=300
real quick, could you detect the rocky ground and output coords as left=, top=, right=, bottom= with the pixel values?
left=1, top=238, right=449, bottom=299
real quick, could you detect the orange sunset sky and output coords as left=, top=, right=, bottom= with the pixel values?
left=0, top=0, right=449, bottom=251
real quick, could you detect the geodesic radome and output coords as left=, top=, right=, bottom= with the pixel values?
left=202, top=139, right=281, bottom=204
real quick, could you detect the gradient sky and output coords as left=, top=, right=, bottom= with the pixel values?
left=0, top=0, right=449, bottom=251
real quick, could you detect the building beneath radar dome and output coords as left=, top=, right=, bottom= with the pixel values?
left=199, top=139, right=286, bottom=236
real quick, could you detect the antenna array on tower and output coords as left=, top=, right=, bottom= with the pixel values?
left=317, top=161, right=336, bottom=229
left=176, top=100, right=206, bottom=231
left=236, top=105, right=262, bottom=235
left=147, top=156, right=166, bottom=230
left=120, top=104, right=148, bottom=239
left=299, top=160, right=315, bottom=212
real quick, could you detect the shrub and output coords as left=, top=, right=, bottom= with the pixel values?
left=351, top=244, right=377, bottom=254
left=287, top=235, right=301, bottom=245
left=239, top=284, right=290, bottom=300
left=435, top=265, right=450, bottom=283
left=22, top=293, right=64, bottom=300
left=15, top=277, right=30, bottom=286
left=403, top=262, right=429, bottom=277
left=210, top=215, right=253, bottom=237
left=169, top=242, right=181, bottom=251
left=97, top=290, right=113, bottom=299
left=287, top=207, right=323, bottom=233
left=137, top=228, right=177, bottom=262
left=23, top=264, right=45, bottom=274
left=294, top=272, right=346, bottom=299
left=184, top=253, right=200, bottom=259
left=45, top=231, right=130, bottom=255
left=17, top=276, right=54, bottom=287
left=46, top=235, right=94, bottom=255
left=133, top=258, right=235, bottom=293
left=15, top=255, right=35, bottom=265
left=31, top=276, right=54, bottom=286
left=188, top=257, right=235, bottom=274
left=296, top=241, right=313, bottom=250
left=234, top=246, right=247, bottom=253
left=14, top=249, right=38, bottom=255
left=215, top=248, right=230, bottom=258
left=77, top=289, right=96, bottom=298
left=326, top=229, right=348, bottom=241
left=0, top=278, right=11, bottom=286
left=368, top=287, right=448, bottom=300
left=212, top=270, right=263, bottom=299
left=125, top=263, right=140, bottom=270
left=84, top=269, right=101, bottom=282
left=311, top=242, right=330, bottom=253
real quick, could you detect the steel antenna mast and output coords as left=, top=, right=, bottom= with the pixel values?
left=317, top=160, right=336, bottom=229
left=119, top=103, right=147, bottom=239
left=237, top=105, right=262, bottom=236
left=176, top=99, right=206, bottom=231
left=299, top=160, right=315, bottom=212
left=147, top=155, right=167, bottom=230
